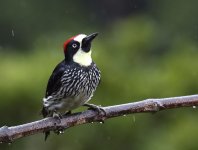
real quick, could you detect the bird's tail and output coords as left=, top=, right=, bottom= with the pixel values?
left=41, top=106, right=48, bottom=118
left=44, top=131, right=50, bottom=141
left=41, top=106, right=51, bottom=141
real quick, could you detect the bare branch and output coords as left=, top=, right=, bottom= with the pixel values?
left=1, top=94, right=198, bottom=143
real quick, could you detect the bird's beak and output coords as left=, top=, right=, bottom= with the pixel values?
left=82, top=33, right=98, bottom=46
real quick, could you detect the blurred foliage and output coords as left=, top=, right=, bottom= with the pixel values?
left=0, top=0, right=198, bottom=150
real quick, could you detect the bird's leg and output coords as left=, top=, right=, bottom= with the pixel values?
left=52, top=111, right=62, bottom=123
left=52, top=111, right=65, bottom=135
left=83, top=103, right=105, bottom=113
left=83, top=103, right=106, bottom=117
left=83, top=103, right=106, bottom=123
left=63, top=110, right=72, bottom=116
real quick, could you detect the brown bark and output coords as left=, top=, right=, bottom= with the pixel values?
left=0, top=94, right=198, bottom=143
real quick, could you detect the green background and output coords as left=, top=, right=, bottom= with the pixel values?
left=0, top=0, right=198, bottom=149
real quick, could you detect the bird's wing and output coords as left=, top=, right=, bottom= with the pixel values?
left=45, top=61, right=66, bottom=97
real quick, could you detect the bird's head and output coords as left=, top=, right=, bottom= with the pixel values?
left=63, top=33, right=98, bottom=66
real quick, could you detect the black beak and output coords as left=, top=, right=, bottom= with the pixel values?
left=82, top=33, right=98, bottom=52
left=84, top=33, right=98, bottom=44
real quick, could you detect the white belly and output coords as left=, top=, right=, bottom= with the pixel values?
left=45, top=93, right=93, bottom=112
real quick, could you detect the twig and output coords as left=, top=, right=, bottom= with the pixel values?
left=0, top=94, right=198, bottom=143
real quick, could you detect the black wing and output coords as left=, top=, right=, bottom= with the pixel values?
left=45, top=60, right=66, bottom=97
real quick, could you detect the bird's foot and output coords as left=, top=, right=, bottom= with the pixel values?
left=83, top=103, right=106, bottom=116
left=43, top=111, right=64, bottom=141
left=63, top=110, right=72, bottom=117
left=53, top=111, right=62, bottom=124
left=52, top=111, right=65, bottom=135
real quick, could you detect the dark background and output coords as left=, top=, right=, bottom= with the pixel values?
left=1, top=0, right=198, bottom=149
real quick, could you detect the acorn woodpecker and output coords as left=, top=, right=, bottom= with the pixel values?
left=42, top=33, right=102, bottom=140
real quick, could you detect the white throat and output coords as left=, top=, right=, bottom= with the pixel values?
left=73, top=49, right=92, bottom=66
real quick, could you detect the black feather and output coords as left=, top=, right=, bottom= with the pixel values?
left=41, top=106, right=50, bottom=118
left=44, top=131, right=50, bottom=141
left=45, top=60, right=66, bottom=97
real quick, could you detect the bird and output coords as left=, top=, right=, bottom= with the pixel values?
left=41, top=33, right=102, bottom=140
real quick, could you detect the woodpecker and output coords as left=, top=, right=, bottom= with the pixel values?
left=42, top=33, right=102, bottom=140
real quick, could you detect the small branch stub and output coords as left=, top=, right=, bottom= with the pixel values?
left=0, top=94, right=198, bottom=143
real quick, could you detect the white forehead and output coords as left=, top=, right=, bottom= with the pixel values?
left=74, top=34, right=87, bottom=43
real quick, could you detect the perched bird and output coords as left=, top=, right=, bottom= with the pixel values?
left=42, top=33, right=102, bottom=140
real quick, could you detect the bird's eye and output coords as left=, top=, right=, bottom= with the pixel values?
left=72, top=43, right=78, bottom=48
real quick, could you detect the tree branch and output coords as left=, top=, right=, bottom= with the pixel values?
left=1, top=94, right=198, bottom=143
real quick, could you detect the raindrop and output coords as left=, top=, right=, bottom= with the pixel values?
left=59, top=130, right=64, bottom=134
left=11, top=29, right=15, bottom=37
left=193, top=106, right=196, bottom=109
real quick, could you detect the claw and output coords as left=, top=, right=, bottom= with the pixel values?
left=53, top=111, right=63, bottom=124
left=83, top=103, right=106, bottom=124
left=83, top=103, right=106, bottom=115
left=63, top=110, right=72, bottom=116
left=52, top=111, right=65, bottom=135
